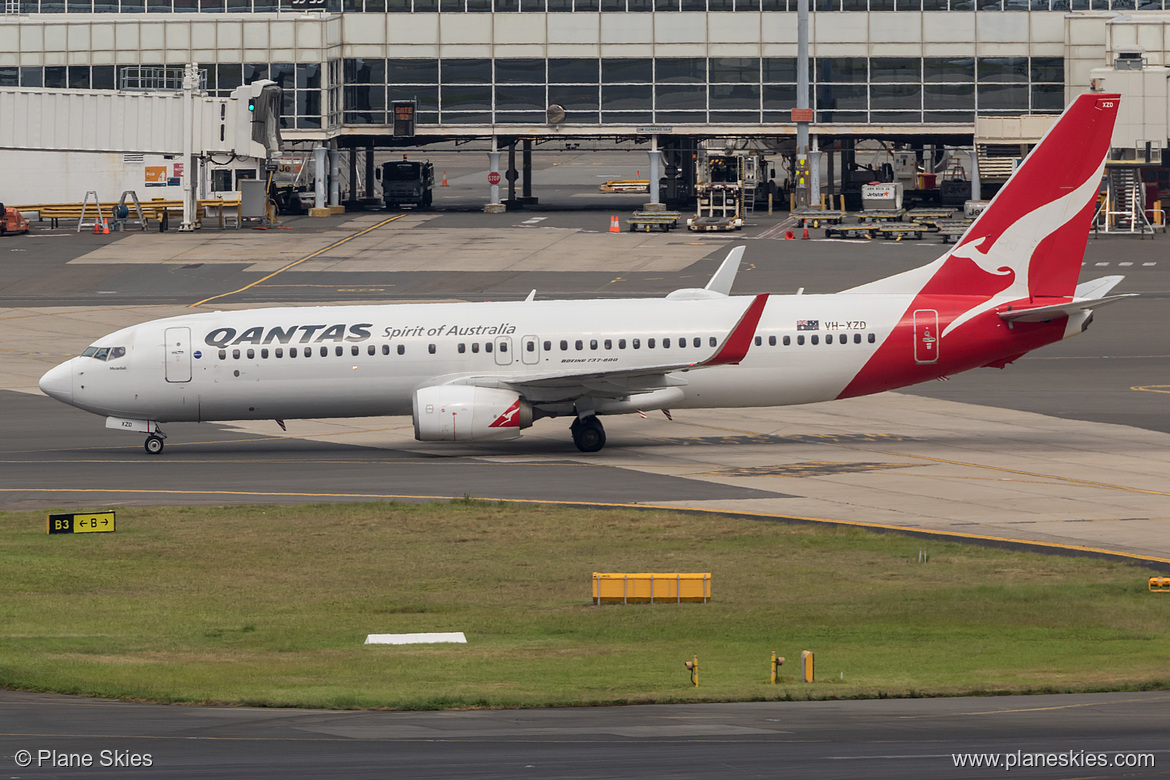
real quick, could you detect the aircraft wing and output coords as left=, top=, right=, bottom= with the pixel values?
left=455, top=293, right=768, bottom=403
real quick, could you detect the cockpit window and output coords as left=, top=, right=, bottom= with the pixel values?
left=81, top=346, right=126, bottom=361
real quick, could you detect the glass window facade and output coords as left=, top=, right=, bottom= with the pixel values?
left=11, top=0, right=1158, bottom=9
left=340, top=55, right=1063, bottom=125
left=0, top=55, right=1063, bottom=129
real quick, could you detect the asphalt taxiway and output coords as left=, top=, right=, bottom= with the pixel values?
left=2, top=162, right=1169, bottom=777
left=3, top=689, right=1168, bottom=779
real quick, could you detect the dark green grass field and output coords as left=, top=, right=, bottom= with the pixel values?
left=3, top=500, right=1168, bottom=709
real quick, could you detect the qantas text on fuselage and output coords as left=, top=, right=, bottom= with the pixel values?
left=39, top=93, right=1131, bottom=454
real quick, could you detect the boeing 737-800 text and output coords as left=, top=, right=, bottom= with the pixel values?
left=39, top=92, right=1130, bottom=454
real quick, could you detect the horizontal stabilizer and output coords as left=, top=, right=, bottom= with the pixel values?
left=998, top=293, right=1134, bottom=323
left=1074, top=275, right=1124, bottom=300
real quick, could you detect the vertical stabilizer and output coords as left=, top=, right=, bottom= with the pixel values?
left=942, top=92, right=1119, bottom=300
left=923, top=93, right=1120, bottom=337
left=846, top=93, right=1119, bottom=303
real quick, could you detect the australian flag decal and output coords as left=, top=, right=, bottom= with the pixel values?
left=796, top=320, right=820, bottom=331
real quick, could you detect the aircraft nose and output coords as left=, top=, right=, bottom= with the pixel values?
left=39, top=360, right=73, bottom=404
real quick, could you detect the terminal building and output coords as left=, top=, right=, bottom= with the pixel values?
left=1, top=0, right=1169, bottom=209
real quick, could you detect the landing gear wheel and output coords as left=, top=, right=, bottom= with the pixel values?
left=144, top=435, right=164, bottom=455
left=570, top=416, right=606, bottom=453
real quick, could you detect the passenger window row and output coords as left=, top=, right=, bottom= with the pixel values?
left=754, top=332, right=877, bottom=347
left=218, top=343, right=410, bottom=360
left=212, top=331, right=878, bottom=362
left=544, top=336, right=720, bottom=352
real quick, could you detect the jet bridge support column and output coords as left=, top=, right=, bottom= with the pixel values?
left=809, top=137, right=822, bottom=209
left=178, top=63, right=198, bottom=232
left=969, top=149, right=982, bottom=203
left=506, top=140, right=518, bottom=206
left=311, top=146, right=328, bottom=217
left=328, top=146, right=341, bottom=211
left=519, top=139, right=537, bottom=205
left=364, top=145, right=376, bottom=200
left=485, top=139, right=505, bottom=214
left=645, top=135, right=663, bottom=209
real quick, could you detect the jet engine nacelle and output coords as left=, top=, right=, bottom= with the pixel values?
left=412, top=385, right=533, bottom=442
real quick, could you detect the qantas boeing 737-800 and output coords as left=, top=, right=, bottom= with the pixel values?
left=39, top=92, right=1131, bottom=455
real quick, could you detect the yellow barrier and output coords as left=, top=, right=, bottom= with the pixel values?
left=1148, top=577, right=1170, bottom=592
left=592, top=572, right=711, bottom=604
left=801, top=650, right=814, bottom=683
left=770, top=651, right=786, bottom=684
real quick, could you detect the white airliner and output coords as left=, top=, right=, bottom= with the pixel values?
left=40, top=92, right=1130, bottom=455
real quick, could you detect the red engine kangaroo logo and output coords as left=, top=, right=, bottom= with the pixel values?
left=488, top=400, right=521, bottom=428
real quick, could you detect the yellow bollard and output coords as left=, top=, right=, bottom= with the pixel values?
left=770, top=652, right=785, bottom=684
left=684, top=655, right=698, bottom=687
left=801, top=650, right=814, bottom=683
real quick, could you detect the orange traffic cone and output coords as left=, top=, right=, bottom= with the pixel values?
left=609, top=215, right=621, bottom=233
left=440, top=170, right=449, bottom=187
left=784, top=230, right=795, bottom=240
left=93, top=221, right=101, bottom=235
left=801, top=226, right=810, bottom=240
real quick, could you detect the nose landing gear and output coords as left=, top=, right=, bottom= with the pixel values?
left=570, top=415, right=606, bottom=453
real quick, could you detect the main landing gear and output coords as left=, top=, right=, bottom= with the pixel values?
left=144, top=429, right=167, bottom=455
left=570, top=415, right=606, bottom=453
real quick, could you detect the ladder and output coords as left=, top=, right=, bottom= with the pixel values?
left=942, top=155, right=965, bottom=181
left=737, top=156, right=754, bottom=215
left=114, top=191, right=148, bottom=231
left=1095, top=167, right=1155, bottom=236
left=77, top=191, right=107, bottom=233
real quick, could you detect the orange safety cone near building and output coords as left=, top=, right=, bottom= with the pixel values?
left=785, top=230, right=795, bottom=240
left=801, top=226, right=810, bottom=240
left=609, top=215, right=621, bottom=233
left=440, top=170, right=449, bottom=187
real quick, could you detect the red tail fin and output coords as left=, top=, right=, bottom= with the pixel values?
left=944, top=93, right=1120, bottom=300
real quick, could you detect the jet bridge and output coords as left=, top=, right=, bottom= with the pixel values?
left=0, top=65, right=281, bottom=230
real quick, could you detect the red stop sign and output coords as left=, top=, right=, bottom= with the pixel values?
left=488, top=171, right=501, bottom=185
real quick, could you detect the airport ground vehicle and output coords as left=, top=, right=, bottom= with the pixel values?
left=380, top=159, right=434, bottom=210
left=0, top=205, right=31, bottom=235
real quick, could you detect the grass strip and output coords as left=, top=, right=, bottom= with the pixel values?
left=2, top=499, right=1169, bottom=710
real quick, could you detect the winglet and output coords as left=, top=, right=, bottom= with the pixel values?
left=704, top=246, right=746, bottom=296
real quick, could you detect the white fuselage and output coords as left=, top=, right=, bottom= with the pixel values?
left=45, top=294, right=911, bottom=424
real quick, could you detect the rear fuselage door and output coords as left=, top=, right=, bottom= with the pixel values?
left=913, top=309, right=939, bottom=365
left=164, top=326, right=192, bottom=382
